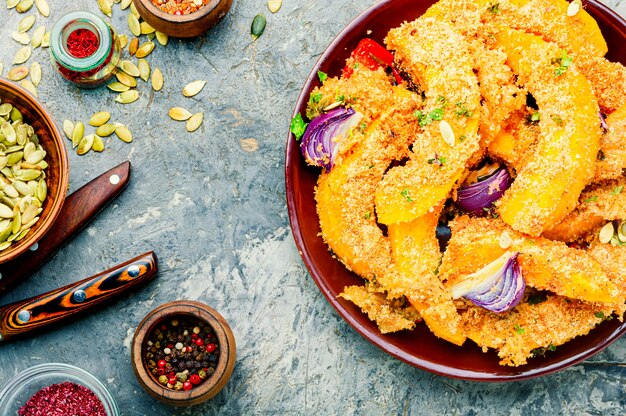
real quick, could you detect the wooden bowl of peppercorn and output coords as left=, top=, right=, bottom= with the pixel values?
left=131, top=300, right=236, bottom=406
left=133, top=0, right=233, bottom=38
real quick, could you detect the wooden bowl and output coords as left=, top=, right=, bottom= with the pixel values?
left=131, top=300, right=236, bottom=406
left=0, top=79, right=69, bottom=264
left=132, top=0, right=233, bottom=38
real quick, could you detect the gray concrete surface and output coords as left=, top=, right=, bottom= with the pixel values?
left=0, top=0, right=625, bottom=415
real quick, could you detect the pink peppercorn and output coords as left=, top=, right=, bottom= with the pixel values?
left=206, top=343, right=216, bottom=353
left=18, top=382, right=106, bottom=416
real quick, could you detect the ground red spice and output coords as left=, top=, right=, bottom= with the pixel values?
left=150, top=0, right=210, bottom=15
left=18, top=382, right=106, bottom=416
left=66, top=29, right=100, bottom=58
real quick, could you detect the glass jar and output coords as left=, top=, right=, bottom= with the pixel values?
left=50, top=11, right=121, bottom=88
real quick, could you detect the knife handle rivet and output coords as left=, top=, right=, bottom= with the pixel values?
left=73, top=289, right=87, bottom=303
left=109, top=174, right=120, bottom=185
left=17, top=310, right=31, bottom=323
left=128, top=265, right=140, bottom=278
left=29, top=242, right=38, bottom=251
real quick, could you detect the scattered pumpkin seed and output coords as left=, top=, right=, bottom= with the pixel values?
left=97, top=0, right=112, bottom=17
left=599, top=222, right=615, bottom=244
left=120, top=60, right=140, bottom=77
left=140, top=21, right=155, bottom=34
left=29, top=62, right=41, bottom=86
left=21, top=203, right=38, bottom=224
left=7, top=66, right=29, bottom=81
left=11, top=31, right=30, bottom=45
left=89, top=111, right=111, bottom=127
left=0, top=241, right=12, bottom=251
left=16, top=0, right=33, bottom=13
left=151, top=67, right=163, bottom=91
left=0, top=204, right=13, bottom=218
left=95, top=123, right=116, bottom=137
left=72, top=121, right=84, bottom=149
left=92, top=135, right=105, bottom=152
left=20, top=79, right=37, bottom=97
left=128, top=13, right=141, bottom=37
left=567, top=0, right=582, bottom=16
left=10, top=107, right=23, bottom=122
left=115, top=71, right=137, bottom=87
left=31, top=25, right=45, bottom=47
left=40, top=31, right=50, bottom=47
left=3, top=184, right=18, bottom=198
left=1, top=122, right=16, bottom=143
left=128, top=38, right=139, bottom=56
left=107, top=82, right=130, bottom=92
left=240, top=138, right=259, bottom=152
left=168, top=107, right=192, bottom=121
left=34, top=0, right=48, bottom=16
left=115, top=125, right=132, bottom=143
left=12, top=180, right=30, bottom=196
left=62, top=120, right=74, bottom=140
left=13, top=46, right=32, bottom=65
left=18, top=15, right=36, bottom=33
left=77, top=134, right=94, bottom=155
left=186, top=113, right=203, bottom=132
left=0, top=104, right=11, bottom=117
left=7, top=0, right=19, bottom=8
left=267, top=0, right=282, bottom=13
left=120, top=0, right=131, bottom=9
left=182, top=80, right=206, bottom=97
left=117, top=34, right=128, bottom=49
left=25, top=149, right=45, bottom=164
left=36, top=178, right=46, bottom=202
left=129, top=1, right=140, bottom=18
left=115, top=90, right=139, bottom=104
left=137, top=59, right=150, bottom=82
left=155, top=31, right=168, bottom=46
left=439, top=120, right=455, bottom=146
left=251, top=14, right=266, bottom=40
left=135, top=42, right=155, bottom=58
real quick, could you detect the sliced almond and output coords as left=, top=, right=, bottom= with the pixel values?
left=599, top=222, right=615, bottom=244
left=439, top=120, right=455, bottom=146
left=182, top=80, right=206, bottom=97
left=499, top=231, right=512, bottom=249
left=567, top=0, right=582, bottom=16
left=168, top=107, right=192, bottom=121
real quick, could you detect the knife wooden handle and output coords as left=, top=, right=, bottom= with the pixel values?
left=0, top=251, right=157, bottom=342
left=0, top=161, right=131, bottom=295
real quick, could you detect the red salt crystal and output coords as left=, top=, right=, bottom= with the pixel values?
left=18, top=381, right=106, bottom=416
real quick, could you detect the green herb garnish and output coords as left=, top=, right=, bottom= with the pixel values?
left=553, top=50, right=573, bottom=76
left=611, top=185, right=624, bottom=196
left=489, top=3, right=500, bottom=13
left=354, top=63, right=359, bottom=69
left=311, top=93, right=323, bottom=103
left=317, top=70, right=328, bottom=83
left=290, top=113, right=307, bottom=141
left=550, top=115, right=563, bottom=126
left=583, top=196, right=598, bottom=203
left=514, top=324, right=525, bottom=335
left=455, top=102, right=473, bottom=119
left=594, top=311, right=605, bottom=319
left=401, top=188, right=414, bottom=202
left=364, top=211, right=371, bottom=219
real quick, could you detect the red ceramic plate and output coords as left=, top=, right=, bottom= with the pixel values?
left=286, top=0, right=626, bottom=381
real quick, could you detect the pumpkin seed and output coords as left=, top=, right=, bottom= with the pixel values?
left=0, top=221, right=12, bottom=243
left=618, top=221, right=626, bottom=243
left=128, top=13, right=141, bottom=37
left=137, top=59, right=150, bottom=81
left=16, top=0, right=33, bottom=13
left=23, top=141, right=36, bottom=159
left=0, top=241, right=12, bottom=251
left=62, top=120, right=74, bottom=140
left=115, top=125, right=133, bottom=143
left=267, top=0, right=282, bottom=13
left=25, top=149, right=45, bottom=164
left=7, top=66, right=29, bottom=81
left=599, top=222, right=615, bottom=244
left=186, top=113, right=203, bottom=132
left=0, top=204, right=13, bottom=218
left=115, top=71, right=137, bottom=87
left=120, top=60, right=140, bottom=77
left=13, top=46, right=32, bottom=65
left=115, top=90, right=139, bottom=104
left=107, top=82, right=130, bottom=92
left=89, top=111, right=111, bottom=127
left=439, top=120, right=455, bottom=146
left=140, top=21, right=155, bottom=34
left=72, top=121, right=84, bottom=149
left=92, top=135, right=105, bottom=152
left=0, top=103, right=11, bottom=117
left=129, top=37, right=139, bottom=56
left=117, top=34, right=128, bottom=50
left=3, top=184, right=18, bottom=198
left=21, top=79, right=37, bottom=97
left=16, top=169, right=41, bottom=181
left=34, top=0, right=48, bottom=16
left=12, top=31, right=30, bottom=45
left=155, top=31, right=168, bottom=46
left=130, top=1, right=140, bottom=18
left=31, top=25, right=45, bottom=47
left=168, top=107, right=192, bottom=121
left=120, top=0, right=131, bottom=9
left=30, top=61, right=41, bottom=86
left=7, top=0, right=19, bottom=8
left=15, top=228, right=30, bottom=241
left=11, top=208, right=21, bottom=234
left=36, top=177, right=46, bottom=201
left=1, top=122, right=16, bottom=144
left=77, top=134, right=94, bottom=154
left=40, top=31, right=50, bottom=47
left=21, top=215, right=39, bottom=231
left=21, top=203, right=37, bottom=224
left=18, top=15, right=35, bottom=33
left=10, top=107, right=23, bottom=122
left=182, top=80, right=206, bottom=97
left=251, top=14, right=266, bottom=40
left=151, top=67, right=163, bottom=91
left=135, top=42, right=155, bottom=58
left=13, top=181, right=30, bottom=196
left=567, top=0, right=581, bottom=16
left=97, top=0, right=112, bottom=17
left=95, top=123, right=116, bottom=137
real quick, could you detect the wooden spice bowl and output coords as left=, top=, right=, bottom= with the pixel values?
left=132, top=0, right=233, bottom=38
left=0, top=79, right=69, bottom=264
left=131, top=300, right=236, bottom=406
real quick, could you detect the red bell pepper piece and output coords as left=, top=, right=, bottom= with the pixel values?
left=342, top=38, right=402, bottom=84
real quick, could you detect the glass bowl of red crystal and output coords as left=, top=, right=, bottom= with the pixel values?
left=0, top=362, right=119, bottom=416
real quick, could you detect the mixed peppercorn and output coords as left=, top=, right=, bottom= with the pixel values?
left=150, top=0, right=210, bottom=15
left=143, top=315, right=220, bottom=391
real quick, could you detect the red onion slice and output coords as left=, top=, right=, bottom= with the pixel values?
left=300, top=107, right=364, bottom=172
left=456, top=166, right=513, bottom=215
left=450, top=251, right=525, bottom=313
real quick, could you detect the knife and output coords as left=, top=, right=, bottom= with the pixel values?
left=0, top=251, right=158, bottom=342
